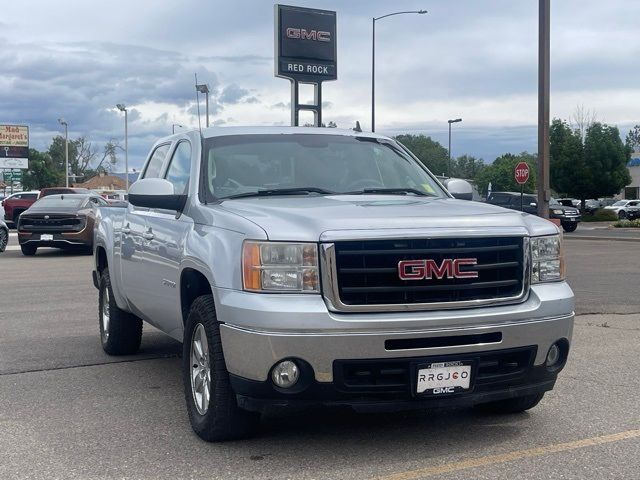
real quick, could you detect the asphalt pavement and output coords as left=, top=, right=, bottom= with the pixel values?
left=0, top=232, right=638, bottom=479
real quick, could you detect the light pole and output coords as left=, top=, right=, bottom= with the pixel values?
left=57, top=118, right=69, bottom=187
left=195, top=84, right=210, bottom=127
left=172, top=123, right=184, bottom=134
left=448, top=118, right=462, bottom=177
left=372, top=9, right=427, bottom=132
left=116, top=104, right=129, bottom=191
left=537, top=0, right=550, bottom=219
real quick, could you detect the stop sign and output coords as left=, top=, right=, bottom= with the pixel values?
left=514, top=162, right=529, bottom=185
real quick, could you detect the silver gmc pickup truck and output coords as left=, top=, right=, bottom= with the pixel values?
left=92, top=127, right=574, bottom=442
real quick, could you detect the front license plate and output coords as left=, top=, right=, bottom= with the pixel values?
left=41, top=234, right=53, bottom=241
left=417, top=361, right=472, bottom=395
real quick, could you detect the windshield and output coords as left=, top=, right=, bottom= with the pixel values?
left=612, top=201, right=627, bottom=206
left=203, top=134, right=445, bottom=200
left=549, top=198, right=561, bottom=206
left=33, top=196, right=85, bottom=208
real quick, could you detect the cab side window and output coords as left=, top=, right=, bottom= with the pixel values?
left=164, top=141, right=192, bottom=194
left=143, top=144, right=171, bottom=179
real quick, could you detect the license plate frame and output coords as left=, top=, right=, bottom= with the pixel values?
left=40, top=234, right=53, bottom=241
left=413, top=360, right=476, bottom=397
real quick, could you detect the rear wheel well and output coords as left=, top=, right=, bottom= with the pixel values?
left=180, top=269, right=213, bottom=324
left=96, top=246, right=108, bottom=275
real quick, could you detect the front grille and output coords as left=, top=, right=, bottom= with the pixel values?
left=332, top=237, right=525, bottom=308
left=19, top=215, right=84, bottom=232
left=333, top=347, right=536, bottom=396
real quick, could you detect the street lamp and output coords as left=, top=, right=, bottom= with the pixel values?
left=195, top=84, right=210, bottom=128
left=172, top=123, right=184, bottom=134
left=448, top=118, right=462, bottom=177
left=116, top=104, right=129, bottom=191
left=57, top=118, right=69, bottom=187
left=372, top=9, right=427, bottom=132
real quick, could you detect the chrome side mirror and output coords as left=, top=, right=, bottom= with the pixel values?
left=443, top=178, right=473, bottom=201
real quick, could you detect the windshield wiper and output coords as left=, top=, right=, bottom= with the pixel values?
left=224, top=187, right=335, bottom=199
left=341, top=188, right=432, bottom=197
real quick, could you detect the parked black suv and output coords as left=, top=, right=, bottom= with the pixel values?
left=486, top=192, right=581, bottom=232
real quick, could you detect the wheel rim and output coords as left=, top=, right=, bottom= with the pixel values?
left=190, top=323, right=211, bottom=415
left=101, top=286, right=110, bottom=342
left=0, top=230, right=7, bottom=252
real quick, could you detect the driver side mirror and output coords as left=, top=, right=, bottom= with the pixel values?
left=443, top=178, right=473, bottom=201
left=128, top=178, right=187, bottom=212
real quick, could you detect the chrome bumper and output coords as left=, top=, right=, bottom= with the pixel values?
left=215, top=282, right=574, bottom=383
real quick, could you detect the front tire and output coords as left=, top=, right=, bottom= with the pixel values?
left=99, top=268, right=142, bottom=355
left=0, top=228, right=7, bottom=252
left=20, top=244, right=37, bottom=256
left=474, top=392, right=545, bottom=414
left=562, top=222, right=578, bottom=232
left=182, top=295, right=259, bottom=442
left=618, top=210, right=627, bottom=219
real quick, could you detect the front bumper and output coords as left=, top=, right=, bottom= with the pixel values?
left=215, top=282, right=574, bottom=407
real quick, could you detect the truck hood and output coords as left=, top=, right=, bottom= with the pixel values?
left=215, top=195, right=558, bottom=241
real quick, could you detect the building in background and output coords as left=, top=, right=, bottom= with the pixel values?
left=623, top=153, right=640, bottom=199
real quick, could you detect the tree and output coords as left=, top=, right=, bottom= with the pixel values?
left=451, top=155, right=485, bottom=180
left=550, top=119, right=585, bottom=198
left=474, top=152, right=537, bottom=196
left=21, top=148, right=64, bottom=190
left=551, top=120, right=631, bottom=209
left=394, top=134, right=449, bottom=176
left=626, top=125, right=640, bottom=153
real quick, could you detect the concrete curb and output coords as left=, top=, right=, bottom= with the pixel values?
left=565, top=235, right=640, bottom=242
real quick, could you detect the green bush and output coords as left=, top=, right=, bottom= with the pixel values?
left=613, top=219, right=640, bottom=228
left=582, top=208, right=619, bottom=222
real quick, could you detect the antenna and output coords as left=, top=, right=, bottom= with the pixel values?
left=194, top=73, right=202, bottom=136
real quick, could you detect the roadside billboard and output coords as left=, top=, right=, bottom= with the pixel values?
left=275, top=4, right=337, bottom=83
left=0, top=125, right=29, bottom=168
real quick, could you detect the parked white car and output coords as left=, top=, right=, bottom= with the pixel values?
left=604, top=200, right=640, bottom=219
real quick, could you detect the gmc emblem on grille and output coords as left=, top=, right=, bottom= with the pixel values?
left=398, top=258, right=479, bottom=280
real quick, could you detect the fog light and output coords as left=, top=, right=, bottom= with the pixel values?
left=271, top=360, right=300, bottom=388
left=546, top=343, right=561, bottom=367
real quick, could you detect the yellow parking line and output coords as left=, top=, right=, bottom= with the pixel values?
left=374, top=428, right=640, bottom=480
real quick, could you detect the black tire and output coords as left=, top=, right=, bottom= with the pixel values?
left=20, top=244, right=37, bottom=256
left=562, top=222, right=578, bottom=232
left=618, top=210, right=627, bottom=219
left=0, top=228, right=7, bottom=253
left=474, top=392, right=545, bottom=414
left=182, top=295, right=259, bottom=442
left=98, top=267, right=142, bottom=355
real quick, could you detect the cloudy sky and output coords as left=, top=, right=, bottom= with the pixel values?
left=1, top=0, right=639, bottom=171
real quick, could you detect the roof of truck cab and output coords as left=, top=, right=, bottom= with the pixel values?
left=177, top=126, right=391, bottom=140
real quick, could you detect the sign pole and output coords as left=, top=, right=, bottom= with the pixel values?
left=521, top=184, right=524, bottom=212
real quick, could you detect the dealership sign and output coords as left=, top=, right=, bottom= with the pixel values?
left=275, top=4, right=337, bottom=83
left=0, top=125, right=29, bottom=168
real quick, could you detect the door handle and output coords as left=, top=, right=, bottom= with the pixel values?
left=143, top=231, right=155, bottom=241
left=121, top=224, right=131, bottom=235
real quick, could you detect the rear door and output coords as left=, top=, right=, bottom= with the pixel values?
left=120, top=143, right=171, bottom=318
left=141, top=140, right=194, bottom=336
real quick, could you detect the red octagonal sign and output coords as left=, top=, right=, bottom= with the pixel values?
left=514, top=162, right=529, bottom=185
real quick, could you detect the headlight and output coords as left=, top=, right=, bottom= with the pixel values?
left=242, top=241, right=319, bottom=293
left=531, top=235, right=564, bottom=283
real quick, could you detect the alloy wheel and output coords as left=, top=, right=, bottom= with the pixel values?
left=190, top=323, right=211, bottom=415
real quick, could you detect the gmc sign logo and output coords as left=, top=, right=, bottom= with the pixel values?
left=398, top=259, right=479, bottom=280
left=286, top=27, right=331, bottom=42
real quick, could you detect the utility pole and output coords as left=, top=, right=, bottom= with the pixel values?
left=448, top=118, right=462, bottom=177
left=196, top=84, right=210, bottom=127
left=58, top=118, right=69, bottom=187
left=537, top=0, right=550, bottom=218
left=116, top=104, right=129, bottom=191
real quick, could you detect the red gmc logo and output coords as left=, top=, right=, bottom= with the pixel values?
left=398, top=258, right=479, bottom=280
